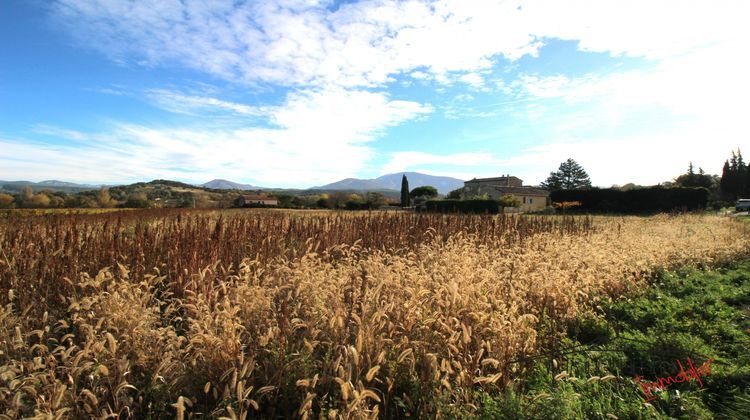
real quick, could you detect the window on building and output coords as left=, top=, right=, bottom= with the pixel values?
left=529, top=198, right=533, bottom=204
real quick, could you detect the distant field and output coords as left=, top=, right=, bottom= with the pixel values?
left=1, top=210, right=748, bottom=418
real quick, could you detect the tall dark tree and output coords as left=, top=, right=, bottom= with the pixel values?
left=738, top=150, right=748, bottom=197
left=720, top=149, right=748, bottom=200
left=720, top=159, right=731, bottom=197
left=541, top=158, right=592, bottom=191
left=400, top=174, right=410, bottom=207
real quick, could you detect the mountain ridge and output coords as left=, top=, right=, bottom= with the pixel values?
left=0, top=180, right=103, bottom=192
left=314, top=172, right=465, bottom=194
left=201, top=179, right=263, bottom=190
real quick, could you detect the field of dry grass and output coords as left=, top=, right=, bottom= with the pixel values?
left=1, top=210, right=748, bottom=418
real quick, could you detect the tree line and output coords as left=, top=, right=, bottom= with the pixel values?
left=541, top=149, right=747, bottom=212
left=720, top=149, right=749, bottom=201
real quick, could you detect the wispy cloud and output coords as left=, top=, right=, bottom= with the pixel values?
left=2, top=88, right=433, bottom=186
left=52, top=0, right=747, bottom=88
left=144, top=89, right=266, bottom=117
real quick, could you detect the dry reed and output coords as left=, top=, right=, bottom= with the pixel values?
left=0, top=211, right=747, bottom=418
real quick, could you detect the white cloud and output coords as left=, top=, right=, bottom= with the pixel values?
left=33, top=0, right=750, bottom=185
left=458, top=73, right=486, bottom=90
left=382, top=151, right=495, bottom=175
left=501, top=36, right=750, bottom=184
left=52, top=0, right=749, bottom=89
left=1, top=88, right=432, bottom=186
left=144, top=89, right=266, bottom=117
left=523, top=0, right=748, bottom=60
left=453, top=94, right=475, bottom=103
left=500, top=123, right=745, bottom=187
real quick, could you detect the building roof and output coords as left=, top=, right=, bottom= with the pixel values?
left=491, top=186, right=549, bottom=196
left=465, top=176, right=523, bottom=184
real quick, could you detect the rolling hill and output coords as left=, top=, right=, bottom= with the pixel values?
left=201, top=179, right=263, bottom=190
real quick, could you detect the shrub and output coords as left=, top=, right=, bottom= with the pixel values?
left=425, top=199, right=500, bottom=214
left=551, top=187, right=709, bottom=213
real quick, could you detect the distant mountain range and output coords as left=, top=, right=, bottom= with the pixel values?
left=314, top=172, right=465, bottom=195
left=1, top=172, right=465, bottom=195
left=201, top=179, right=263, bottom=190
left=0, top=180, right=103, bottom=192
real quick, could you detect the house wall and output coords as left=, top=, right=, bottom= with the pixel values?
left=518, top=195, right=547, bottom=212
left=461, top=184, right=547, bottom=212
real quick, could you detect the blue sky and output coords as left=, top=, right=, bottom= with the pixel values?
left=1, top=0, right=748, bottom=188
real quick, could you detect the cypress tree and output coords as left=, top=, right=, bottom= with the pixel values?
left=720, top=160, right=731, bottom=199
left=400, top=174, right=410, bottom=207
left=737, top=149, right=747, bottom=197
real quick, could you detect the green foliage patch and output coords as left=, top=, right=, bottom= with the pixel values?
left=457, top=260, right=750, bottom=419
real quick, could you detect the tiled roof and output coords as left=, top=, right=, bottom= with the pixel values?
left=491, top=186, right=549, bottom=196
left=466, top=176, right=522, bottom=183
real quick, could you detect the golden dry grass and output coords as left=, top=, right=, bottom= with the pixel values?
left=0, top=211, right=748, bottom=418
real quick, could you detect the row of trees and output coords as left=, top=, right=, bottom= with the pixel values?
left=0, top=186, right=119, bottom=209
left=540, top=149, right=748, bottom=211
left=720, top=149, right=749, bottom=200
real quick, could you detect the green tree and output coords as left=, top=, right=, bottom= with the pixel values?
left=674, top=162, right=715, bottom=189
left=498, top=195, right=521, bottom=208
left=446, top=188, right=463, bottom=199
left=400, top=174, right=410, bottom=207
left=409, top=186, right=438, bottom=200
left=125, top=192, right=151, bottom=208
left=541, top=158, right=592, bottom=191
left=326, top=192, right=349, bottom=209
left=365, top=192, right=387, bottom=209
left=720, top=149, right=748, bottom=200
left=48, top=194, right=65, bottom=208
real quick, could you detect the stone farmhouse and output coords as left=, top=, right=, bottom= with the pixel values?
left=462, top=175, right=549, bottom=212
left=236, top=195, right=278, bottom=207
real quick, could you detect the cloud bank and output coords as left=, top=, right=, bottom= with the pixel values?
left=1, top=0, right=747, bottom=186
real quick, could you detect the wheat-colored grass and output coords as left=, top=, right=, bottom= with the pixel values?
left=0, top=212, right=748, bottom=418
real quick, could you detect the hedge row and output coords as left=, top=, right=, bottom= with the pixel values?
left=551, top=186, right=709, bottom=213
left=424, top=199, right=500, bottom=214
